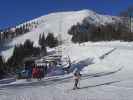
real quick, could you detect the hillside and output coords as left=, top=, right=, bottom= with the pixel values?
left=8, top=9, right=120, bottom=45
left=0, top=9, right=121, bottom=60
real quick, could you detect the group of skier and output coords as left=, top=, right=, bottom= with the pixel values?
left=22, top=58, right=82, bottom=90
left=25, top=64, right=48, bottom=80
left=32, top=65, right=47, bottom=80
left=26, top=64, right=81, bottom=89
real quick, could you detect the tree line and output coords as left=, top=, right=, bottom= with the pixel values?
left=0, top=21, right=39, bottom=43
left=68, top=18, right=133, bottom=43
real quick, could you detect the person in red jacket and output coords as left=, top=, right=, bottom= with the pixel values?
left=32, top=66, right=37, bottom=78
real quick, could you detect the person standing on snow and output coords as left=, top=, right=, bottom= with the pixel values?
left=32, top=66, right=38, bottom=79
left=73, top=68, right=81, bottom=90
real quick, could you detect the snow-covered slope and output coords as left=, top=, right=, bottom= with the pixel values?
left=1, top=42, right=133, bottom=100
left=9, top=10, right=119, bottom=46
left=1, top=9, right=120, bottom=60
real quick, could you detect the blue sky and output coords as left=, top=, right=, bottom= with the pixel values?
left=0, top=0, right=133, bottom=29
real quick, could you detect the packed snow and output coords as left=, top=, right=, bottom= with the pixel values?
left=1, top=41, right=133, bottom=100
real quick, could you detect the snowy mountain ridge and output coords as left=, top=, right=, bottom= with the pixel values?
left=9, top=9, right=120, bottom=46
left=1, top=9, right=120, bottom=60
left=15, top=9, right=115, bottom=28
left=16, top=9, right=120, bottom=31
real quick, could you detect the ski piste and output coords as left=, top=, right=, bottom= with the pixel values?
left=0, top=65, right=122, bottom=88
left=1, top=41, right=133, bottom=100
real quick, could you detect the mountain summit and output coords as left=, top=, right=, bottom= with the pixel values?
left=9, top=9, right=120, bottom=46
left=1, top=9, right=120, bottom=60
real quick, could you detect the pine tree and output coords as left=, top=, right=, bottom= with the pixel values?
left=7, top=39, right=41, bottom=71
left=0, top=55, right=5, bottom=78
left=39, top=33, right=46, bottom=49
left=46, top=33, right=58, bottom=48
left=38, top=33, right=47, bottom=56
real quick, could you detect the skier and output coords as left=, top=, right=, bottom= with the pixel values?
left=44, top=64, right=48, bottom=76
left=40, top=66, right=44, bottom=79
left=37, top=66, right=41, bottom=80
left=27, top=65, right=32, bottom=81
left=32, top=66, right=37, bottom=78
left=73, top=68, right=81, bottom=90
